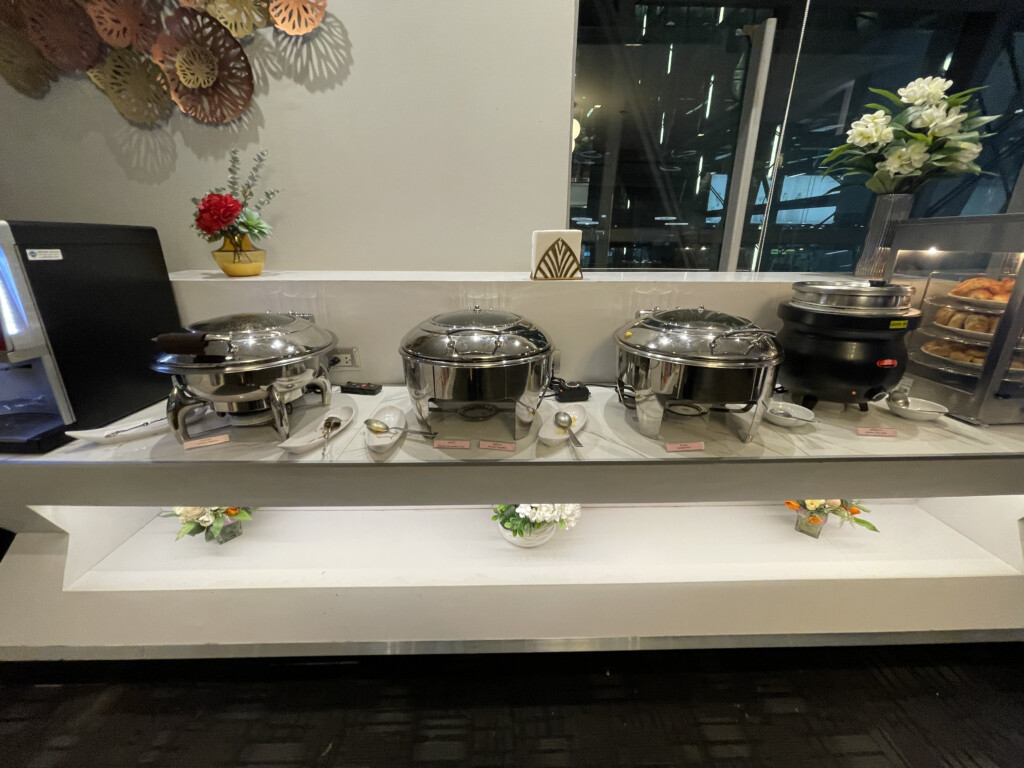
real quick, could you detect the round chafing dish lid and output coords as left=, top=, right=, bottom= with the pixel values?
left=154, top=313, right=336, bottom=370
left=614, top=307, right=780, bottom=363
left=790, top=280, right=914, bottom=313
left=400, top=307, right=551, bottom=362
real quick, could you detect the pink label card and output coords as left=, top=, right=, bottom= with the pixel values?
left=857, top=427, right=897, bottom=437
left=183, top=434, right=230, bottom=450
left=433, top=439, right=471, bottom=450
left=666, top=441, right=705, bottom=453
left=479, top=440, right=516, bottom=452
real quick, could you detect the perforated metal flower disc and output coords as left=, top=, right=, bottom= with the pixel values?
left=269, top=0, right=325, bottom=36
left=151, top=7, right=254, bottom=123
left=88, top=47, right=172, bottom=125
left=0, top=21, right=59, bottom=97
left=0, top=0, right=23, bottom=28
left=85, top=0, right=161, bottom=52
left=205, top=0, right=269, bottom=38
left=23, top=0, right=104, bottom=72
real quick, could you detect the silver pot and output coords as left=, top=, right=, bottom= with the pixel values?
left=399, top=307, right=553, bottom=439
left=153, top=313, right=337, bottom=442
left=614, top=307, right=782, bottom=441
left=790, top=280, right=915, bottom=315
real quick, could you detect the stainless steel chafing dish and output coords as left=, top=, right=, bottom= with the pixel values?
left=153, top=312, right=336, bottom=442
left=399, top=306, right=553, bottom=439
left=614, top=307, right=782, bottom=442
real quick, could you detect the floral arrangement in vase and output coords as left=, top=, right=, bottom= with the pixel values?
left=822, top=76, right=997, bottom=195
left=492, top=503, right=582, bottom=548
left=192, top=148, right=278, bottom=277
left=161, top=506, right=254, bottom=544
left=785, top=499, right=877, bottom=538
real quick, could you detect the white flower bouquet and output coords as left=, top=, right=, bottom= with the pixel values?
left=822, top=77, right=998, bottom=194
left=491, top=503, right=582, bottom=538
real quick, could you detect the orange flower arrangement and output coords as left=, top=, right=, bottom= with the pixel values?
left=786, top=499, right=878, bottom=533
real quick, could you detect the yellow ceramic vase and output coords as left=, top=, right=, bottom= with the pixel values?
left=212, top=234, right=266, bottom=277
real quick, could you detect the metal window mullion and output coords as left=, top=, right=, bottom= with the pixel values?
left=719, top=18, right=777, bottom=272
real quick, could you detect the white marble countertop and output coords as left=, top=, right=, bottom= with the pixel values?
left=3, top=387, right=1024, bottom=509
left=11, top=386, right=1024, bottom=467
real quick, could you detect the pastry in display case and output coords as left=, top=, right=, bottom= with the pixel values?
left=907, top=271, right=1024, bottom=424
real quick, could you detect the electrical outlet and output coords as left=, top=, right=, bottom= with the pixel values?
left=330, top=347, right=360, bottom=368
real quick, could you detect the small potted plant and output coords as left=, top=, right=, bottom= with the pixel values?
left=491, top=503, right=582, bottom=548
left=162, top=506, right=255, bottom=544
left=192, top=148, right=278, bottom=277
left=785, top=499, right=877, bottom=538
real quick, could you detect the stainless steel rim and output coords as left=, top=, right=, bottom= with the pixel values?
left=614, top=339, right=781, bottom=369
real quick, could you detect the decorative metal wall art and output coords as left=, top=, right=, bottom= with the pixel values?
left=23, top=0, right=104, bottom=72
left=152, top=8, right=254, bottom=124
left=268, top=0, right=326, bottom=36
left=0, top=0, right=329, bottom=125
left=85, top=0, right=161, bottom=52
left=88, top=47, right=172, bottom=125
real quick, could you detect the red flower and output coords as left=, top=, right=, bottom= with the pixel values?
left=195, top=193, right=242, bottom=236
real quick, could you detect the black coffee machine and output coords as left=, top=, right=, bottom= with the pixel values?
left=0, top=222, right=181, bottom=452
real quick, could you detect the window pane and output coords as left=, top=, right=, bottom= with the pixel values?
left=744, top=5, right=1024, bottom=273
left=573, top=2, right=770, bottom=270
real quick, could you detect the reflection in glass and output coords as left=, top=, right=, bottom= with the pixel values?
left=744, top=5, right=1024, bottom=273
left=573, top=3, right=769, bottom=270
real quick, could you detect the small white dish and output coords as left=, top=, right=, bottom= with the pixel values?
left=66, top=416, right=170, bottom=444
left=364, top=405, right=407, bottom=452
left=887, top=396, right=948, bottom=422
left=764, top=402, right=815, bottom=428
left=277, top=406, right=355, bottom=454
left=538, top=403, right=588, bottom=446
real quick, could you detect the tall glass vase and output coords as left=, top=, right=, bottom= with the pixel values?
left=853, top=193, right=915, bottom=282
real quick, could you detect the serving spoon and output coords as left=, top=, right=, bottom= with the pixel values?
left=887, top=392, right=946, bottom=414
left=554, top=411, right=584, bottom=447
left=767, top=407, right=815, bottom=423
left=363, top=418, right=437, bottom=438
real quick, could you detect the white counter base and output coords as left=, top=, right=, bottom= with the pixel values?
left=2, top=501, right=1021, bottom=660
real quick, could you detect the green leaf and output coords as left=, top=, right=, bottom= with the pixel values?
left=232, top=510, right=253, bottom=521
left=205, top=526, right=216, bottom=542
left=865, top=170, right=893, bottom=194
left=852, top=517, right=880, bottom=532
left=864, top=103, right=891, bottom=114
left=175, top=521, right=200, bottom=541
left=948, top=86, right=986, bottom=101
left=868, top=87, right=905, bottom=107
left=821, top=143, right=853, bottom=166
left=210, top=516, right=225, bottom=539
left=963, top=115, right=999, bottom=131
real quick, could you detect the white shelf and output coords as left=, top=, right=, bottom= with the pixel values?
left=1, top=500, right=1020, bottom=659
left=169, top=270, right=829, bottom=284
left=71, top=504, right=1020, bottom=592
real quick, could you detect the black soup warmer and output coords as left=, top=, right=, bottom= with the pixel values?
left=776, top=281, right=922, bottom=410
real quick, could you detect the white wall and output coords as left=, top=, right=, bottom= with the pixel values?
left=0, top=0, right=576, bottom=272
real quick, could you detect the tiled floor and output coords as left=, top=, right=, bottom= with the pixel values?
left=1, top=644, right=1022, bottom=767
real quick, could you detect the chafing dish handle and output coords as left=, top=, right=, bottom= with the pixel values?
left=154, top=332, right=210, bottom=355
left=445, top=327, right=503, bottom=354
left=708, top=328, right=777, bottom=354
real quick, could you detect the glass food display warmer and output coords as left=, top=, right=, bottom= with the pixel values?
left=890, top=214, right=1024, bottom=425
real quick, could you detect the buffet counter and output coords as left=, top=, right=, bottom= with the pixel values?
left=3, top=394, right=1024, bottom=659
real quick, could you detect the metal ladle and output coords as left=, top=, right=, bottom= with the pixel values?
left=554, top=411, right=583, bottom=447
left=887, top=391, right=946, bottom=414
left=363, top=418, right=437, bottom=438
